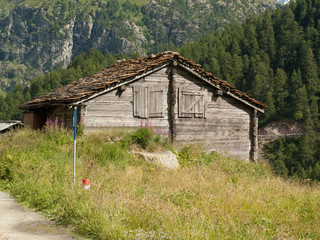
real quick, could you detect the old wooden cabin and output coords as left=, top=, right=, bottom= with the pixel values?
left=19, top=51, right=265, bottom=161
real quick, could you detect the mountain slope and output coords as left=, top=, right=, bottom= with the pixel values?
left=177, top=0, right=320, bottom=180
left=0, top=0, right=279, bottom=91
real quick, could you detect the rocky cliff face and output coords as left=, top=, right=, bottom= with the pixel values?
left=141, top=0, right=276, bottom=46
left=0, top=0, right=279, bottom=91
left=0, top=7, right=148, bottom=90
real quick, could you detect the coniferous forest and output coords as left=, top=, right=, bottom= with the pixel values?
left=1, top=0, right=320, bottom=180
left=177, top=0, right=320, bottom=180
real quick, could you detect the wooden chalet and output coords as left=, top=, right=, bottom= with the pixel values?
left=19, top=51, right=266, bottom=161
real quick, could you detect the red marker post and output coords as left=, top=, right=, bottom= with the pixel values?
left=83, top=178, right=90, bottom=190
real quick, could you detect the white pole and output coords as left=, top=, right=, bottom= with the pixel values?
left=73, top=106, right=77, bottom=186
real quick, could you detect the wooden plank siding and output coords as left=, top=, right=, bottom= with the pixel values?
left=81, top=66, right=253, bottom=160
left=173, top=67, right=251, bottom=160
left=46, top=107, right=75, bottom=129
left=82, top=68, right=171, bottom=133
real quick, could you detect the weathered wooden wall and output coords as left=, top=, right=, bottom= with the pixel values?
left=83, top=67, right=171, bottom=134
left=82, top=65, right=255, bottom=160
left=173, top=67, right=252, bottom=160
left=24, top=112, right=46, bottom=130
left=46, top=107, right=75, bottom=129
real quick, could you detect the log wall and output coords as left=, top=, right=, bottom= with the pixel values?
left=24, top=112, right=46, bottom=130
left=82, top=66, right=255, bottom=160
left=46, top=107, right=75, bottom=129
left=173, top=67, right=252, bottom=160
left=83, top=67, right=171, bottom=134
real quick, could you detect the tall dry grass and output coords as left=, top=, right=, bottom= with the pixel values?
left=0, top=128, right=319, bottom=239
left=0, top=231, right=11, bottom=240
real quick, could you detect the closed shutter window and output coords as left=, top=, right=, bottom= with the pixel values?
left=133, top=86, right=164, bottom=118
left=179, top=88, right=206, bottom=118
left=149, top=87, right=164, bottom=117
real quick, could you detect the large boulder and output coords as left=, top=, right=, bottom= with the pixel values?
left=134, top=151, right=179, bottom=169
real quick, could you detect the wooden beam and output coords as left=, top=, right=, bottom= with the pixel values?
left=169, top=66, right=177, bottom=141
left=177, top=64, right=221, bottom=90
left=178, top=63, right=264, bottom=113
left=250, top=109, right=258, bottom=162
left=214, top=89, right=223, bottom=96
left=226, top=92, right=264, bottom=113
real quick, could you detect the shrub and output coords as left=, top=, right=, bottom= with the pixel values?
left=129, top=126, right=153, bottom=149
left=122, top=124, right=171, bottom=151
left=176, top=144, right=203, bottom=167
left=43, top=117, right=73, bottom=145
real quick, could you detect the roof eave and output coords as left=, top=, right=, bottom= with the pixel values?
left=71, top=62, right=171, bottom=105
left=177, top=62, right=265, bottom=112
left=177, top=62, right=221, bottom=90
left=226, top=91, right=264, bottom=113
left=19, top=103, right=69, bottom=112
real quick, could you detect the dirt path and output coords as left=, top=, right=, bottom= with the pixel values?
left=0, top=191, right=79, bottom=240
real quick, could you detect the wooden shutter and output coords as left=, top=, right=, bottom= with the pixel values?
left=179, top=88, right=206, bottom=118
left=149, top=87, right=164, bottom=117
left=133, top=86, right=148, bottom=118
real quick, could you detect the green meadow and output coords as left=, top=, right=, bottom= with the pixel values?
left=0, top=127, right=319, bottom=239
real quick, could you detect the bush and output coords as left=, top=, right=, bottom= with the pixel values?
left=129, top=126, right=153, bottom=149
left=123, top=125, right=171, bottom=151
left=176, top=144, right=203, bottom=167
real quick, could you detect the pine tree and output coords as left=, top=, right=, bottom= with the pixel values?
left=294, top=85, right=309, bottom=120
left=265, top=91, right=276, bottom=121
left=313, top=162, right=320, bottom=180
left=0, top=96, right=8, bottom=120
left=242, top=23, right=259, bottom=57
left=274, top=5, right=302, bottom=71
left=258, top=9, right=276, bottom=61
left=300, top=112, right=316, bottom=168
left=273, top=68, right=288, bottom=115
left=298, top=41, right=319, bottom=96
left=249, top=54, right=273, bottom=103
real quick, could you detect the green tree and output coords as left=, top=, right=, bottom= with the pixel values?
left=313, top=162, right=320, bottom=180
left=258, top=9, right=276, bottom=61
left=273, top=68, right=288, bottom=114
left=0, top=96, right=8, bottom=120
left=293, top=85, right=309, bottom=120
left=299, top=112, right=316, bottom=170
left=298, top=42, right=319, bottom=96
left=242, top=21, right=259, bottom=57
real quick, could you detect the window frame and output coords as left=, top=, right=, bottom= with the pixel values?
left=178, top=87, right=206, bottom=118
left=133, top=86, right=165, bottom=118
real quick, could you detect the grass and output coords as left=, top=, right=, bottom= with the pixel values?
left=0, top=232, right=10, bottom=240
left=0, top=128, right=320, bottom=239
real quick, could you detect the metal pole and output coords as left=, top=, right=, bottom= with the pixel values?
left=73, top=106, right=77, bottom=186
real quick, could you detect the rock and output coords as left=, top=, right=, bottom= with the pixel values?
left=134, top=151, right=179, bottom=170
left=259, top=120, right=304, bottom=136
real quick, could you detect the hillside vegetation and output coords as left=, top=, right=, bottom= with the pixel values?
left=176, top=0, right=320, bottom=180
left=0, top=0, right=279, bottom=91
left=1, top=0, right=320, bottom=181
left=178, top=0, right=320, bottom=125
left=0, top=128, right=320, bottom=239
left=0, top=50, right=130, bottom=120
left=1, top=0, right=318, bottom=124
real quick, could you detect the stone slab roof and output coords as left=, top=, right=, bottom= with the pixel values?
left=0, top=121, right=23, bottom=133
left=19, top=51, right=266, bottom=111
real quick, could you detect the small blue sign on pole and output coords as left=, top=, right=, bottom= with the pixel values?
left=73, top=106, right=77, bottom=186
